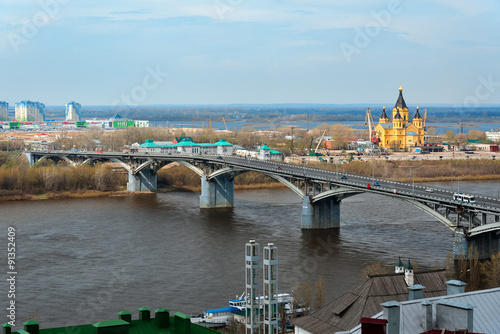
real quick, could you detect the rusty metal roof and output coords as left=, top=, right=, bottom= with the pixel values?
left=293, top=270, right=447, bottom=334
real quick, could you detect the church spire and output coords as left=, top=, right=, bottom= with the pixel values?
left=395, top=85, right=408, bottom=109
left=414, top=106, right=421, bottom=119
left=380, top=106, right=388, bottom=119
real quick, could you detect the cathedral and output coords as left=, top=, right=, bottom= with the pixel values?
left=374, top=86, right=426, bottom=150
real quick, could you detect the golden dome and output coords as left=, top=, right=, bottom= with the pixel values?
left=399, top=85, right=403, bottom=92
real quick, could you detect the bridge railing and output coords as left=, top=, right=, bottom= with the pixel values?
left=28, top=151, right=500, bottom=213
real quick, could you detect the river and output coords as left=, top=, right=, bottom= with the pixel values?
left=0, top=180, right=496, bottom=329
left=151, top=120, right=500, bottom=135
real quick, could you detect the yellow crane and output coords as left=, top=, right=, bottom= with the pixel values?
left=315, top=130, right=327, bottom=155
left=423, top=107, right=427, bottom=129
left=365, top=108, right=375, bottom=142
left=222, top=117, right=229, bottom=131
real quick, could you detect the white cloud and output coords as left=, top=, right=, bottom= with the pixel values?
left=433, top=0, right=496, bottom=16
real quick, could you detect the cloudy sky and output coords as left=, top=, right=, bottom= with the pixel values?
left=0, top=0, right=499, bottom=106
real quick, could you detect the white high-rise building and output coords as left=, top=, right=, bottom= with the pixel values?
left=263, top=243, right=278, bottom=334
left=65, top=101, right=82, bottom=121
left=0, top=101, right=8, bottom=121
left=15, top=101, right=45, bottom=122
left=245, top=240, right=261, bottom=334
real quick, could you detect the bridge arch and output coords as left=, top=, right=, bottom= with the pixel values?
left=207, top=167, right=306, bottom=198
left=80, top=157, right=132, bottom=173
left=176, top=161, right=204, bottom=177
left=312, top=188, right=363, bottom=202
left=33, top=155, right=76, bottom=167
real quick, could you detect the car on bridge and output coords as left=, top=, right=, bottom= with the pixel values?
left=341, top=175, right=348, bottom=179
left=425, top=188, right=433, bottom=192
left=373, top=182, right=380, bottom=186
left=276, top=166, right=282, bottom=170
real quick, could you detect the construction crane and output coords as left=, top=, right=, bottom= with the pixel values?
left=423, top=108, right=427, bottom=129
left=222, top=117, right=229, bottom=131
left=314, top=130, right=327, bottom=155
left=271, top=123, right=281, bottom=138
left=364, top=108, right=379, bottom=144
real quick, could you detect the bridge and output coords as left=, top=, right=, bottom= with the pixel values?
left=25, top=150, right=500, bottom=259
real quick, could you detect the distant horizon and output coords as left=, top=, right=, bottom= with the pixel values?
left=3, top=102, right=500, bottom=109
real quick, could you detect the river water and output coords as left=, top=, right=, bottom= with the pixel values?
left=0, top=181, right=497, bottom=329
left=151, top=120, right=500, bottom=135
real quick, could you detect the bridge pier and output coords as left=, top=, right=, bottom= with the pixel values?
left=25, top=152, right=36, bottom=166
left=127, top=169, right=157, bottom=192
left=301, top=196, right=341, bottom=229
left=200, top=174, right=234, bottom=208
left=453, top=229, right=468, bottom=258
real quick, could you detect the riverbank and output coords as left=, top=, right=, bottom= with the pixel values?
left=1, top=158, right=500, bottom=202
left=0, top=190, right=132, bottom=202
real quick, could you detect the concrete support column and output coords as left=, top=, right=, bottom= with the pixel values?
left=127, top=168, right=157, bottom=192
left=199, top=174, right=234, bottom=208
left=453, top=229, right=468, bottom=258
left=495, top=215, right=499, bottom=222
left=301, top=196, right=341, bottom=229
left=482, top=213, right=487, bottom=225
left=25, top=152, right=35, bottom=166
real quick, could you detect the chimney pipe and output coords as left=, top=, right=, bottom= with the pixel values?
left=421, top=300, right=433, bottom=331
left=138, top=307, right=151, bottom=321
left=381, top=301, right=400, bottom=334
left=118, top=311, right=132, bottom=323
left=360, top=317, right=387, bottom=334
left=435, top=300, right=474, bottom=332
left=408, top=284, right=425, bottom=300
left=3, top=323, right=12, bottom=334
left=23, top=320, right=39, bottom=334
left=445, top=280, right=467, bottom=295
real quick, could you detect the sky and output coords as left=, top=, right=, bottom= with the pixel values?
left=0, top=0, right=499, bottom=106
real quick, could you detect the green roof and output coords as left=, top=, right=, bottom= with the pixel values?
left=405, top=260, right=414, bottom=270
left=141, top=139, right=232, bottom=148
left=260, top=144, right=270, bottom=150
left=155, top=308, right=170, bottom=313
left=214, top=139, right=233, bottom=146
left=396, top=257, right=404, bottom=267
left=37, top=316, right=220, bottom=334
left=140, top=139, right=159, bottom=148
left=270, top=150, right=281, bottom=154
left=93, top=319, right=130, bottom=328
left=173, top=312, right=190, bottom=320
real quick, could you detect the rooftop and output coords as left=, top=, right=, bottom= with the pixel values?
left=4, top=307, right=220, bottom=334
left=293, top=270, right=447, bottom=334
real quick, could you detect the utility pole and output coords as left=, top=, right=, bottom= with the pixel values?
left=371, top=151, right=375, bottom=184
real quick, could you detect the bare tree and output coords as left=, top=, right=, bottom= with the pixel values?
left=360, top=262, right=391, bottom=278
left=480, top=251, right=500, bottom=288
left=314, top=276, right=325, bottom=310
left=300, top=281, right=312, bottom=315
